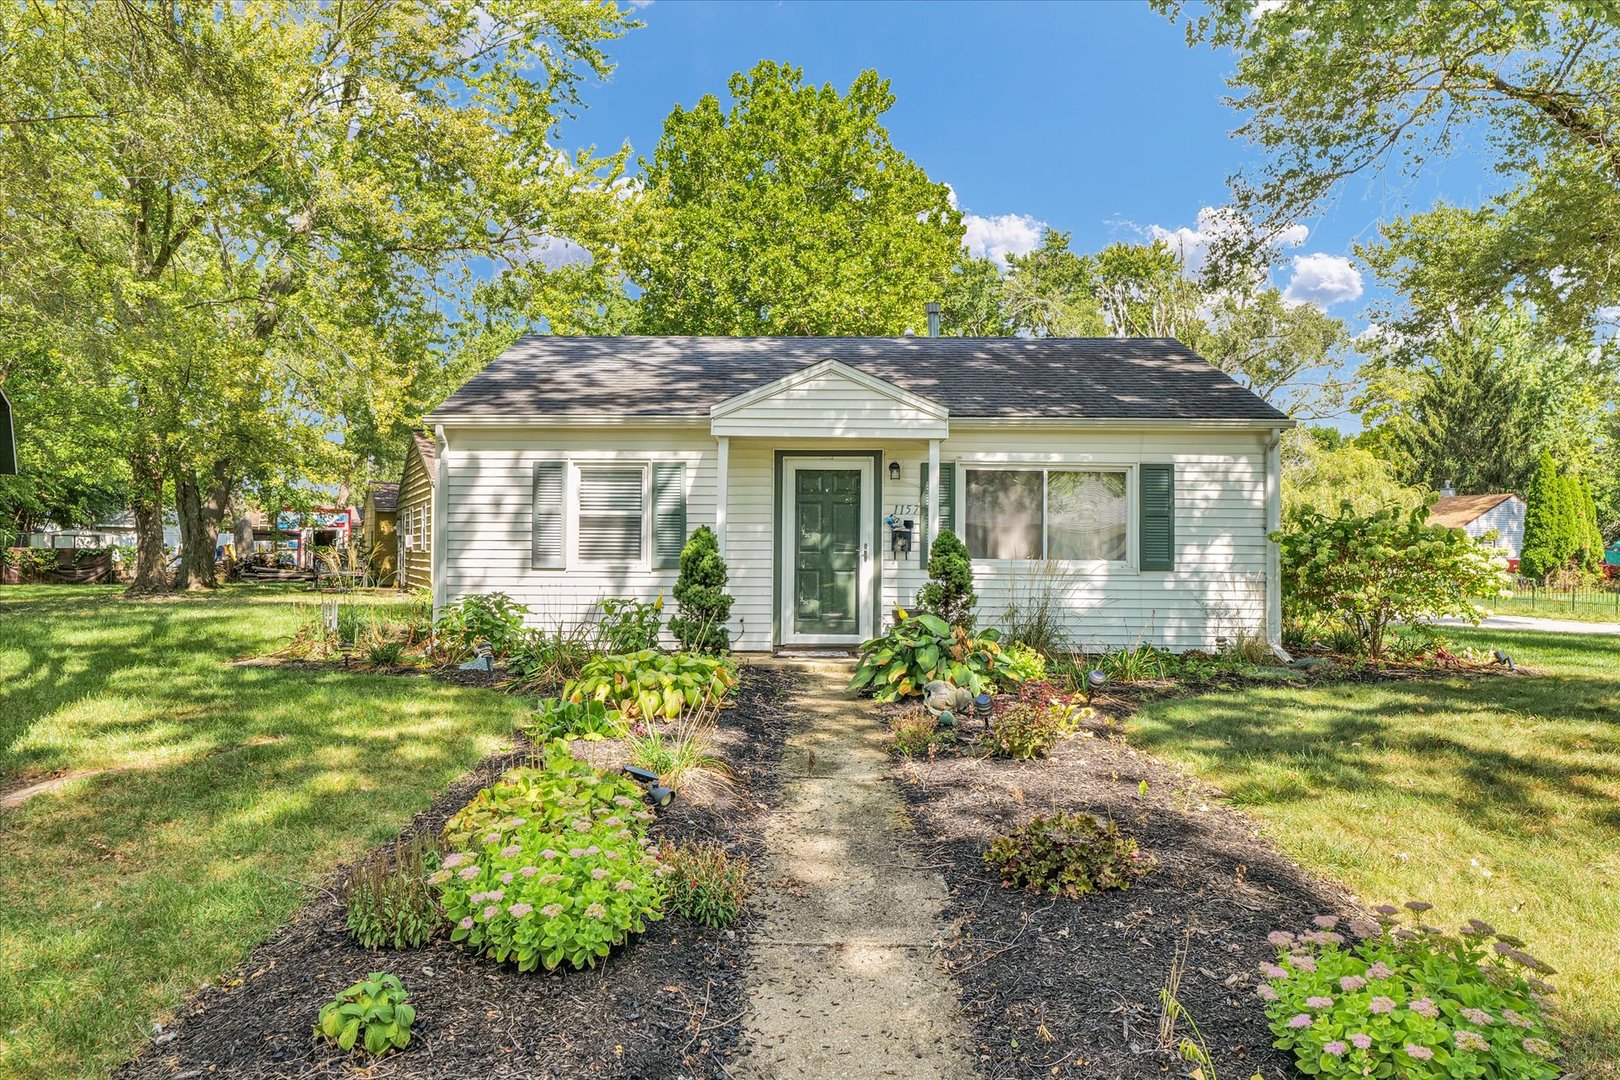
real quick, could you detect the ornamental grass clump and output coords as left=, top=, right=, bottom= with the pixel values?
left=984, top=811, right=1152, bottom=898
left=1258, top=902, right=1560, bottom=1079
left=433, top=745, right=666, bottom=971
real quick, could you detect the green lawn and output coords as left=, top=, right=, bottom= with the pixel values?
left=1130, top=628, right=1620, bottom=1078
left=1488, top=592, right=1620, bottom=624
left=0, top=584, right=529, bottom=1079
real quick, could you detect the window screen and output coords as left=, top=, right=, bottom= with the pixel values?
left=576, top=466, right=644, bottom=562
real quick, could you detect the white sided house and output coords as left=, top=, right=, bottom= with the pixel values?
left=424, top=336, right=1295, bottom=653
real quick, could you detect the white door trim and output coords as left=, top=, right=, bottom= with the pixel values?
left=779, top=456, right=875, bottom=646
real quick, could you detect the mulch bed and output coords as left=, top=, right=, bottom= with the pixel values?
left=892, top=693, right=1359, bottom=1080
left=118, top=665, right=795, bottom=1080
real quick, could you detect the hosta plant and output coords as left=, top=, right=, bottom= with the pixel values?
left=433, top=747, right=665, bottom=971
left=525, top=697, right=629, bottom=741
left=314, top=972, right=415, bottom=1056
left=985, top=811, right=1152, bottom=898
left=994, top=641, right=1047, bottom=687
left=1259, top=903, right=1560, bottom=1079
left=564, top=650, right=737, bottom=720
left=850, top=609, right=1004, bottom=702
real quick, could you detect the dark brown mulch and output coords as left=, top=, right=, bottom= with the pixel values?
left=118, top=665, right=795, bottom=1080
left=892, top=699, right=1358, bottom=1080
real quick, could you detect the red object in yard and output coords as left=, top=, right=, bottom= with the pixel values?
left=1507, top=558, right=1520, bottom=573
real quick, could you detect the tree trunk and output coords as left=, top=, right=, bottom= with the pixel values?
left=126, top=441, right=170, bottom=594
left=173, top=460, right=235, bottom=590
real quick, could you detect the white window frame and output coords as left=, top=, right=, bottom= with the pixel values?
left=567, top=459, right=653, bottom=571
left=957, top=462, right=1135, bottom=568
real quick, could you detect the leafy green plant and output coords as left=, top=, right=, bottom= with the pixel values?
left=888, top=706, right=953, bottom=757
left=441, top=741, right=644, bottom=851
left=596, top=595, right=664, bottom=653
left=366, top=639, right=407, bottom=666
left=626, top=716, right=732, bottom=788
left=1101, top=643, right=1171, bottom=682
left=1275, top=503, right=1510, bottom=659
left=314, top=972, right=415, bottom=1056
left=564, top=649, right=737, bottom=720
left=984, top=812, right=1152, bottom=898
left=1258, top=904, right=1560, bottom=1079
left=657, top=841, right=751, bottom=928
left=669, top=525, right=734, bottom=653
left=984, top=701, right=1072, bottom=760
left=503, top=625, right=599, bottom=694
left=344, top=836, right=441, bottom=950
left=849, top=610, right=1004, bottom=702
left=995, top=641, right=1047, bottom=686
left=915, top=527, right=976, bottom=627
left=433, top=592, right=530, bottom=660
left=433, top=747, right=665, bottom=971
left=525, top=697, right=629, bottom=741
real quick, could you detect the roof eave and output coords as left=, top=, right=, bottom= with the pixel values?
left=426, top=413, right=1294, bottom=430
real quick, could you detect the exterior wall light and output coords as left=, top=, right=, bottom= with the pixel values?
left=888, top=460, right=901, bottom=481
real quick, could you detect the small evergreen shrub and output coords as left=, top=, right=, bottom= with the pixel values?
left=344, top=836, right=441, bottom=950
left=1258, top=903, right=1560, bottom=1079
left=916, top=528, right=976, bottom=628
left=658, top=841, right=751, bottom=928
left=669, top=526, right=734, bottom=653
left=985, top=812, right=1151, bottom=898
left=314, top=972, right=415, bottom=1056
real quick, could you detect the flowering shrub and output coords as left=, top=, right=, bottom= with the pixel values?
left=658, top=841, right=751, bottom=928
left=984, top=811, right=1152, bottom=898
left=433, top=747, right=665, bottom=971
left=442, top=741, right=642, bottom=850
left=1259, top=902, right=1560, bottom=1078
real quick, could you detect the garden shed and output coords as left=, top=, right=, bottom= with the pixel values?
left=397, top=430, right=436, bottom=591
left=1429, top=491, right=1527, bottom=565
left=361, top=483, right=400, bottom=586
left=423, top=335, right=1294, bottom=653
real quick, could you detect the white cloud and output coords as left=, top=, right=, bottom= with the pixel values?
left=1250, top=0, right=1288, bottom=17
left=523, top=233, right=593, bottom=270
left=1283, top=253, right=1364, bottom=308
left=946, top=184, right=1046, bottom=266
left=1147, top=206, right=1307, bottom=276
left=627, top=0, right=655, bottom=8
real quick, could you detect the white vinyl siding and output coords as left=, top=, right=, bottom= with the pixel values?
left=436, top=423, right=1274, bottom=653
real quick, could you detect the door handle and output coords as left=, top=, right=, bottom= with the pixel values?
left=861, top=543, right=869, bottom=563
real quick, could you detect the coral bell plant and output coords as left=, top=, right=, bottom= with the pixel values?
left=1257, top=902, right=1560, bottom=1078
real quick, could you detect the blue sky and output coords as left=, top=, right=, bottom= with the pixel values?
left=559, top=0, right=1411, bottom=317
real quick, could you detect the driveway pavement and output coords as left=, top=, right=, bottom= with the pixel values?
left=1428, top=614, right=1620, bottom=636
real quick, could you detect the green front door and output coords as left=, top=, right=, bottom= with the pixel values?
left=794, top=468, right=862, bottom=637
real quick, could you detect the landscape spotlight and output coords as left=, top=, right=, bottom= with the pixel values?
left=623, top=765, right=659, bottom=784
left=623, top=764, right=676, bottom=808
left=1492, top=648, right=1515, bottom=672
left=1084, top=669, right=1109, bottom=703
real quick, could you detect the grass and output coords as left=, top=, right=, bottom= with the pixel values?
left=0, top=584, right=529, bottom=1079
left=1129, top=627, right=1620, bottom=1077
left=1487, top=591, right=1620, bottom=623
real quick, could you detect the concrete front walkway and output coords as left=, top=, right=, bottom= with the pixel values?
left=736, top=660, right=976, bottom=1080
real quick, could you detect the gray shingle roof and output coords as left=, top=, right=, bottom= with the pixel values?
left=368, top=483, right=399, bottom=512
left=428, top=336, right=1290, bottom=423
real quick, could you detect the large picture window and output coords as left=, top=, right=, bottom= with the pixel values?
left=576, top=464, right=645, bottom=562
left=964, top=468, right=1127, bottom=562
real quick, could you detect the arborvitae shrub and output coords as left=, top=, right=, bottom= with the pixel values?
left=916, top=528, right=976, bottom=628
left=669, top=526, right=733, bottom=653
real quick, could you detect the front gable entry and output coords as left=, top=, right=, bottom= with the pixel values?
left=709, top=359, right=949, bottom=439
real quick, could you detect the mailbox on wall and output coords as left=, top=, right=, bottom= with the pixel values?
left=886, top=514, right=914, bottom=558
left=0, top=389, right=15, bottom=475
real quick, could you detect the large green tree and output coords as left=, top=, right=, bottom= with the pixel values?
left=1160, top=0, right=1620, bottom=345
left=625, top=61, right=963, bottom=335
left=0, top=1, right=636, bottom=590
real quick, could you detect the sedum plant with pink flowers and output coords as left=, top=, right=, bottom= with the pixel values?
left=431, top=745, right=666, bottom=971
left=1258, top=902, right=1560, bottom=1079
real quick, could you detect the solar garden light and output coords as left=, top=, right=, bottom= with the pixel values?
left=1083, top=669, right=1109, bottom=703
left=974, top=693, right=993, bottom=730
left=337, top=639, right=356, bottom=667
left=623, top=765, right=676, bottom=808
left=458, top=640, right=495, bottom=673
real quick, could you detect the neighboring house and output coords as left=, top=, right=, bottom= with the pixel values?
left=361, top=483, right=400, bottom=586
left=1429, top=491, right=1527, bottom=564
left=397, top=430, right=436, bottom=591
left=422, top=336, right=1294, bottom=654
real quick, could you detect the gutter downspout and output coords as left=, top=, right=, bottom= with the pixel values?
left=1265, top=426, right=1292, bottom=662
left=432, top=424, right=449, bottom=621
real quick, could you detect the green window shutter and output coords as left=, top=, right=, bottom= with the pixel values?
left=531, top=461, right=564, bottom=569
left=919, top=463, right=957, bottom=562
left=1139, top=463, right=1175, bottom=571
left=652, top=462, right=687, bottom=570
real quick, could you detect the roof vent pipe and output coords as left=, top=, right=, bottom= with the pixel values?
left=1440, top=479, right=1456, bottom=497
left=925, top=301, right=941, bottom=338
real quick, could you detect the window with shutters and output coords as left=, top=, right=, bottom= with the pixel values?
left=963, top=467, right=1128, bottom=563
left=575, top=464, right=646, bottom=564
